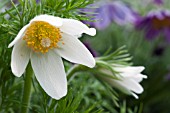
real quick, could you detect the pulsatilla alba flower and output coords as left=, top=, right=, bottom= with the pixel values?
left=8, top=15, right=96, bottom=100
left=98, top=65, right=147, bottom=99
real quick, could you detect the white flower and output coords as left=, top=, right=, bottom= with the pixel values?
left=99, top=65, right=147, bottom=99
left=8, top=14, right=96, bottom=100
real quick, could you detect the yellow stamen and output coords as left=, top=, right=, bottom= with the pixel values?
left=23, top=21, right=61, bottom=53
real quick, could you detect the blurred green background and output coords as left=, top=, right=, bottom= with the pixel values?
left=0, top=0, right=170, bottom=113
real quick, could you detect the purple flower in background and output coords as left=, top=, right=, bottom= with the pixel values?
left=153, top=0, right=163, bottom=5
left=136, top=10, right=170, bottom=42
left=165, top=73, right=170, bottom=81
left=36, top=0, right=40, bottom=3
left=83, top=1, right=139, bottom=30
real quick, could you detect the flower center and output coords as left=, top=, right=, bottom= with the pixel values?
left=23, top=21, right=61, bottom=53
left=152, top=17, right=170, bottom=29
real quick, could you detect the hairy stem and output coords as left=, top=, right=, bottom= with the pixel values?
left=21, top=63, right=33, bottom=113
left=67, top=65, right=90, bottom=80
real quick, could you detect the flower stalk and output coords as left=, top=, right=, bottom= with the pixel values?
left=21, top=63, right=33, bottom=113
left=67, top=65, right=90, bottom=80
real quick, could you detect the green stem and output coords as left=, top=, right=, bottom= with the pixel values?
left=67, top=65, right=89, bottom=80
left=21, top=63, right=33, bottom=113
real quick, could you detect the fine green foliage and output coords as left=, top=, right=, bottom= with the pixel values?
left=2, top=0, right=167, bottom=113
left=0, top=0, right=129, bottom=113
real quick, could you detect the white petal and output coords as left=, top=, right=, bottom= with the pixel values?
left=30, top=14, right=63, bottom=27
left=55, top=33, right=95, bottom=68
left=132, top=74, right=147, bottom=82
left=118, top=78, right=144, bottom=94
left=101, top=75, right=132, bottom=94
left=115, top=66, right=145, bottom=74
left=104, top=75, right=143, bottom=93
left=31, top=51, right=67, bottom=100
left=114, top=66, right=145, bottom=77
left=11, top=40, right=30, bottom=77
left=59, top=18, right=96, bottom=37
left=8, top=24, right=29, bottom=48
left=131, top=92, right=139, bottom=99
